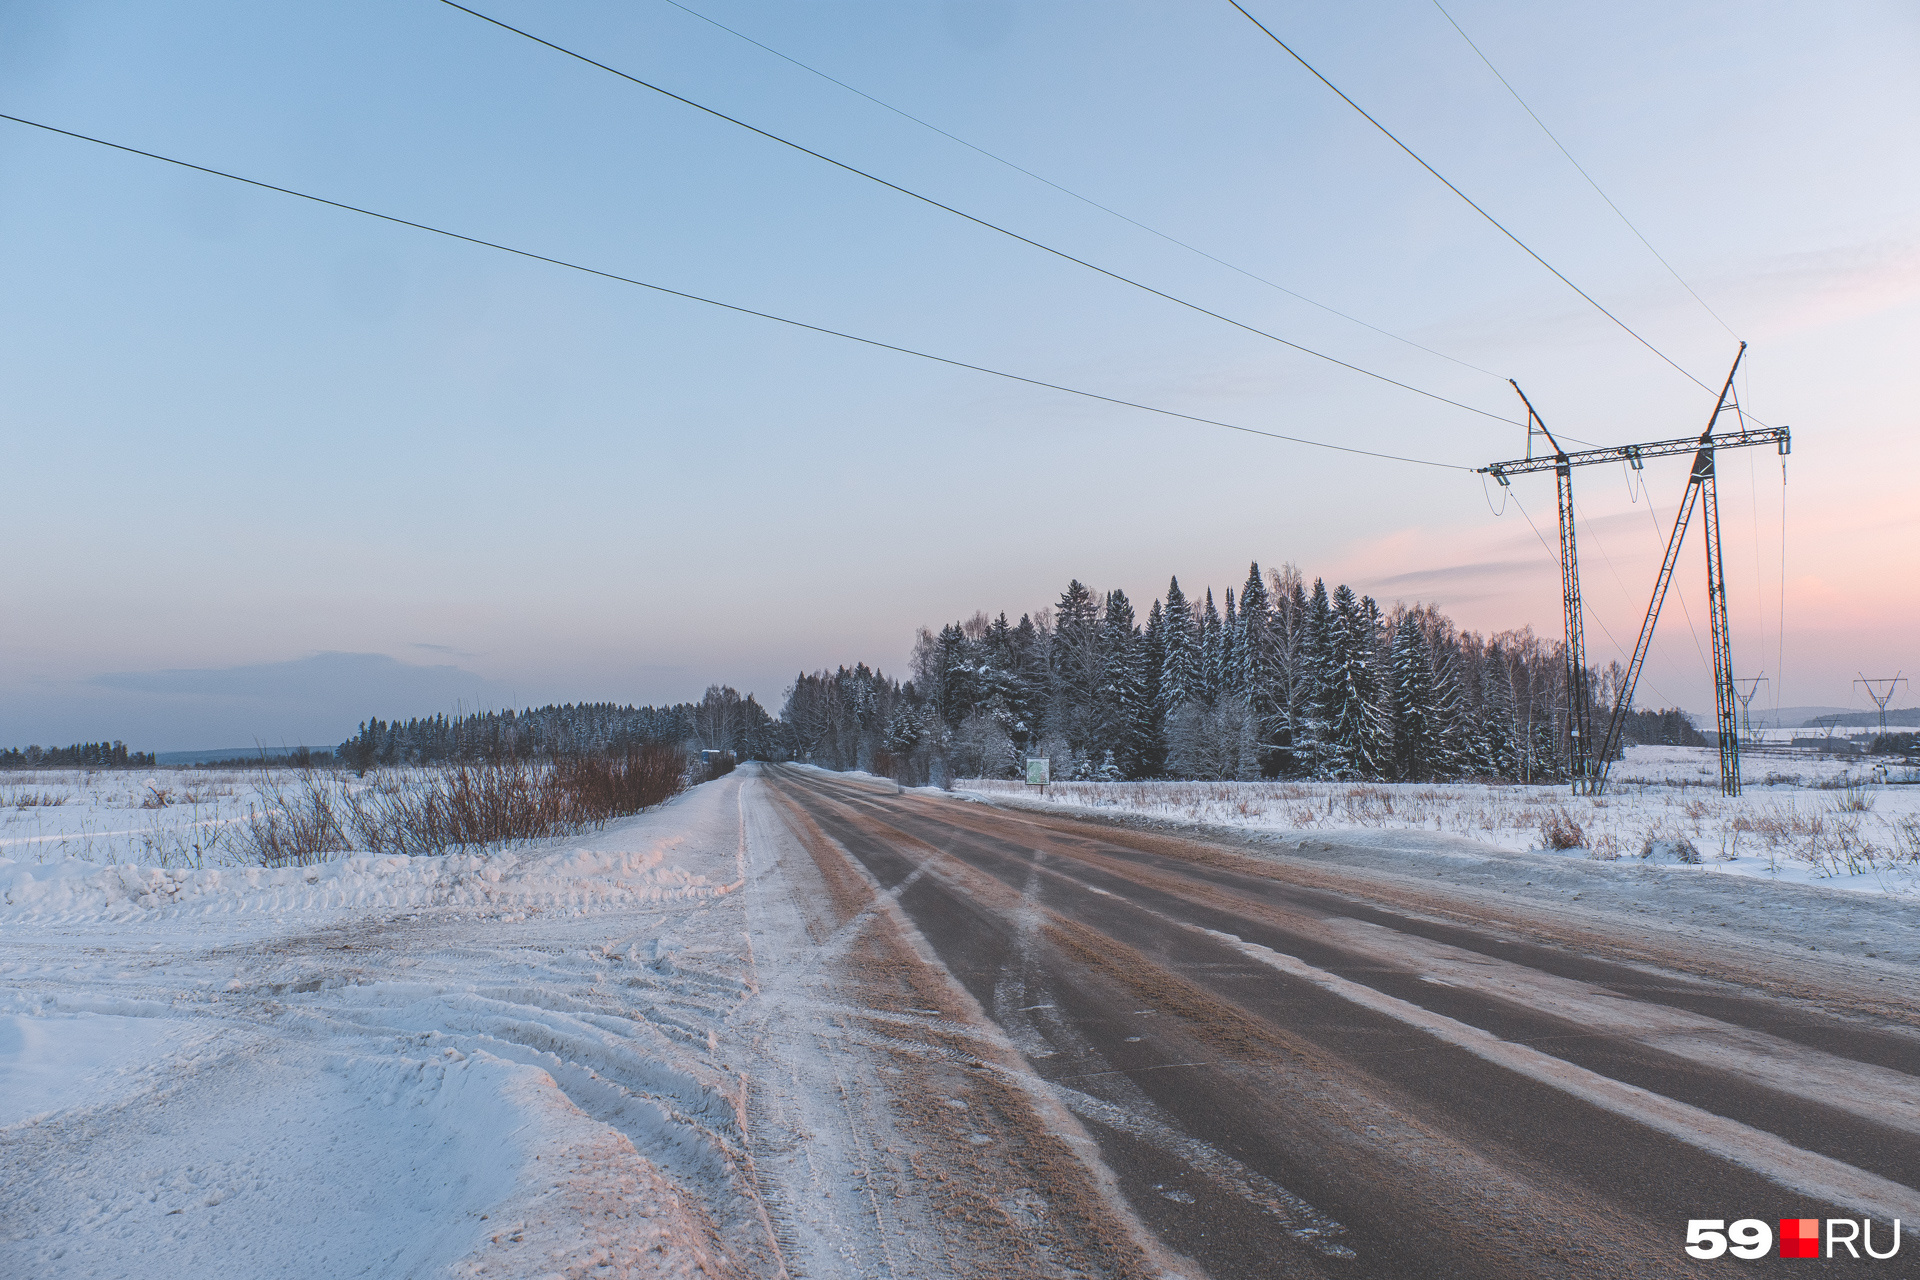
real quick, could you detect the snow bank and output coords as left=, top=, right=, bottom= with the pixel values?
left=1, top=774, right=760, bottom=1279
left=960, top=746, right=1920, bottom=899
left=0, top=838, right=741, bottom=922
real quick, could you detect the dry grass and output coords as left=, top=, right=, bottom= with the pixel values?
left=1539, top=808, right=1585, bottom=851
left=238, top=745, right=691, bottom=867
left=3, top=788, right=68, bottom=808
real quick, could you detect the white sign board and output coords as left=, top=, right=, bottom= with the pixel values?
left=1025, top=758, right=1050, bottom=785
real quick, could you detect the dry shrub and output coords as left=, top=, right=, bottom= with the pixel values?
left=1834, top=786, right=1876, bottom=812
left=1890, top=815, right=1920, bottom=864
left=1539, top=807, right=1586, bottom=851
left=240, top=744, right=691, bottom=865
left=1639, top=826, right=1701, bottom=863
left=139, top=784, right=174, bottom=809
left=1588, top=832, right=1621, bottom=861
left=4, top=789, right=68, bottom=808
left=240, top=768, right=349, bottom=867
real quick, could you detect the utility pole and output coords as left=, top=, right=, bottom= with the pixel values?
left=1855, top=673, right=1908, bottom=738
left=1732, top=674, right=1768, bottom=745
left=1481, top=344, right=1789, bottom=798
left=1509, top=381, right=1593, bottom=794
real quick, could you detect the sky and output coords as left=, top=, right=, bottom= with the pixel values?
left=2, top=0, right=1916, bottom=751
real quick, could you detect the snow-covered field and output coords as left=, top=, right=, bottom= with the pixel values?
left=1, top=773, right=767, bottom=1278
left=0, top=768, right=265, bottom=867
left=961, top=745, right=1920, bottom=898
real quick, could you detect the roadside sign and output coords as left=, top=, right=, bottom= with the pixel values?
left=1026, top=758, right=1050, bottom=786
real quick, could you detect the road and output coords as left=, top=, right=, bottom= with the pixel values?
left=756, top=764, right=1920, bottom=1279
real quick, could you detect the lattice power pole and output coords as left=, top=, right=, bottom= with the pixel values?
left=1856, top=674, right=1908, bottom=738
left=1482, top=344, right=1790, bottom=798
left=1733, top=674, right=1768, bottom=745
left=1507, top=382, right=1595, bottom=793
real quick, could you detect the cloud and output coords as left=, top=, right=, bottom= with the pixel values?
left=1363, top=559, right=1540, bottom=591
left=1722, top=240, right=1920, bottom=339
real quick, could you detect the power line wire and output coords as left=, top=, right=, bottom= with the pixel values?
left=1224, top=0, right=1718, bottom=399
left=655, top=0, right=1504, bottom=381
left=435, top=0, right=1517, bottom=427
left=1428, top=0, right=1740, bottom=342
left=0, top=111, right=1472, bottom=473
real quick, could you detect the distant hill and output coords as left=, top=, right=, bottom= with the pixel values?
left=1791, top=707, right=1920, bottom=729
left=1740, top=705, right=1857, bottom=730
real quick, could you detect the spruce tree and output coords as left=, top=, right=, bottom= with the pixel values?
left=1160, top=577, right=1200, bottom=710
left=1198, top=589, right=1223, bottom=705
left=1300, top=579, right=1334, bottom=775
left=1007, top=613, right=1046, bottom=751
left=1272, top=569, right=1310, bottom=775
left=1238, top=563, right=1274, bottom=773
left=1387, top=613, right=1442, bottom=781
left=1096, top=589, right=1138, bottom=770
left=1473, top=646, right=1517, bottom=779
left=1141, top=598, right=1169, bottom=776
left=1321, top=585, right=1387, bottom=779
left=1051, top=580, right=1102, bottom=758
left=1222, top=588, right=1240, bottom=701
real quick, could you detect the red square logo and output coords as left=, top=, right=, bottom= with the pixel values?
left=1779, top=1218, right=1820, bottom=1258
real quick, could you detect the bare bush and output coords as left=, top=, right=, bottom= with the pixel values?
left=238, top=768, right=350, bottom=867
left=3, top=788, right=67, bottom=808
left=1890, top=815, right=1920, bottom=864
left=1539, top=808, right=1586, bottom=850
left=1639, top=826, right=1700, bottom=863
left=1834, top=786, right=1876, bottom=813
left=237, top=744, right=691, bottom=865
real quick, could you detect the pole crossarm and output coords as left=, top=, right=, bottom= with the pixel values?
left=1480, top=425, right=1789, bottom=480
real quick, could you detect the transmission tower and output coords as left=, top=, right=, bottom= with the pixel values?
left=1481, top=343, right=1790, bottom=798
left=1855, top=673, right=1908, bottom=738
left=1733, top=674, right=1768, bottom=745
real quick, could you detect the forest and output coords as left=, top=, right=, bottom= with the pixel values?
left=326, top=561, right=1699, bottom=785
left=779, top=562, right=1685, bottom=785
left=0, top=741, right=157, bottom=770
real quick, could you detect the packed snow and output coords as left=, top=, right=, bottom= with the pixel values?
left=1, top=772, right=760, bottom=1279
left=961, top=745, right=1920, bottom=898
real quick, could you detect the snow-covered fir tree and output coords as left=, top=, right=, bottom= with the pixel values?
left=1159, top=577, right=1200, bottom=711
left=1386, top=613, right=1445, bottom=781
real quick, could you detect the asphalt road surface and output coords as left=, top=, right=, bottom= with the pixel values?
left=758, top=765, right=1920, bottom=1279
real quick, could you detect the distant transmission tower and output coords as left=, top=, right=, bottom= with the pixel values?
left=1733, top=674, right=1768, bottom=745
left=1855, top=673, right=1908, bottom=738
left=1481, top=344, right=1790, bottom=797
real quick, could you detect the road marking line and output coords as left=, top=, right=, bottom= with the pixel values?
left=1215, top=929, right=1920, bottom=1232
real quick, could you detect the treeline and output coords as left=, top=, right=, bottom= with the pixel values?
left=1615, top=707, right=1709, bottom=748
left=784, top=563, right=1697, bottom=785
left=0, top=741, right=157, bottom=769
left=335, top=688, right=777, bottom=768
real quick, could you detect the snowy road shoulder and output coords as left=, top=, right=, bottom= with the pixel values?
left=955, top=781, right=1920, bottom=972
left=0, top=774, right=768, bottom=1280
